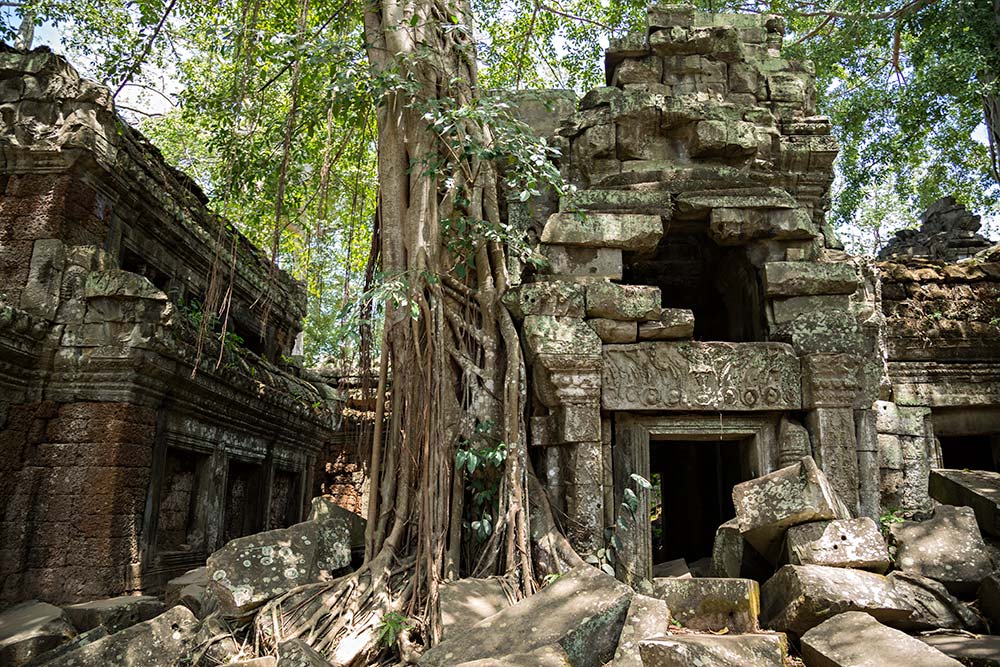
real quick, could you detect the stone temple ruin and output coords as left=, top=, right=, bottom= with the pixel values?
left=4, top=4, right=1000, bottom=667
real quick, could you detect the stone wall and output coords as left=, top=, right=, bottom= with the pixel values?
left=510, top=4, right=881, bottom=578
left=0, top=47, right=360, bottom=606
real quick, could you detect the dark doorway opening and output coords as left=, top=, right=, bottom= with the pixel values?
left=623, top=226, right=765, bottom=342
left=649, top=438, right=748, bottom=565
left=223, top=460, right=264, bottom=543
left=939, top=435, right=999, bottom=472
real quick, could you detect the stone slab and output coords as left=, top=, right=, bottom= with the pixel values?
left=637, top=309, right=694, bottom=341
left=761, top=564, right=911, bottom=637
left=165, top=567, right=207, bottom=607
left=782, top=517, right=890, bottom=572
left=651, top=578, right=759, bottom=633
left=889, top=505, right=993, bottom=595
left=930, top=469, right=1000, bottom=538
left=42, top=605, right=199, bottom=667
left=608, top=594, right=670, bottom=667
left=208, top=519, right=351, bottom=616
left=800, top=611, right=963, bottom=667
left=439, top=577, right=512, bottom=642
left=452, top=644, right=572, bottom=667
left=419, top=565, right=632, bottom=667
left=602, top=341, right=801, bottom=411
left=981, top=571, right=1000, bottom=631
left=875, top=401, right=930, bottom=436
left=503, top=282, right=586, bottom=319
left=710, top=519, right=772, bottom=580
left=733, top=456, right=848, bottom=562
left=585, top=281, right=660, bottom=320
left=587, top=318, right=637, bottom=343
left=306, top=496, right=366, bottom=547
left=541, top=212, right=662, bottom=252
left=540, top=245, right=623, bottom=279
left=523, top=315, right=603, bottom=359
left=276, top=638, right=333, bottom=666
left=889, top=571, right=983, bottom=632
left=763, top=261, right=859, bottom=297
left=0, top=601, right=76, bottom=667
left=921, top=635, right=1000, bottom=667
left=638, top=634, right=786, bottom=667
left=63, top=596, right=166, bottom=634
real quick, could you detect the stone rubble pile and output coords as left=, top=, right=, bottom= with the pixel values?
left=879, top=196, right=994, bottom=263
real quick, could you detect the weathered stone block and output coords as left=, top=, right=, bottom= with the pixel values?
left=539, top=245, right=623, bottom=280
left=503, top=282, right=586, bottom=319
left=639, top=634, right=786, bottom=667
left=587, top=318, right=637, bottom=343
left=608, top=594, right=669, bottom=667
left=763, top=261, right=860, bottom=297
left=651, top=577, right=759, bottom=633
left=277, top=638, right=333, bottom=666
left=805, top=407, right=861, bottom=513
left=611, top=58, right=663, bottom=87
left=874, top=400, right=930, bottom=436
left=690, top=120, right=758, bottom=158
left=585, top=281, right=660, bottom=320
left=800, top=612, right=963, bottom=667
left=439, top=578, right=512, bottom=641
left=761, top=565, right=911, bottom=636
left=208, top=519, right=351, bottom=616
left=523, top=315, right=602, bottom=359
left=675, top=187, right=797, bottom=214
left=560, top=189, right=672, bottom=215
left=541, top=212, right=662, bottom=252
left=419, top=566, right=632, bottom=667
left=63, top=596, right=165, bottom=634
left=306, top=496, right=366, bottom=548
left=929, top=469, right=1000, bottom=537
left=42, top=605, right=199, bottom=667
left=777, top=417, right=812, bottom=468
left=637, top=308, right=694, bottom=340
left=709, top=207, right=815, bottom=245
left=889, top=571, right=983, bottom=632
left=648, top=3, right=695, bottom=29
left=452, top=644, right=572, bottom=667
left=921, top=635, right=1000, bottom=667
left=782, top=517, right=889, bottom=572
left=0, top=601, right=76, bottom=667
left=733, top=456, right=848, bottom=561
left=710, top=519, right=771, bottom=579
left=979, top=571, right=1000, bottom=631
left=603, top=341, right=801, bottom=411
left=165, top=567, right=207, bottom=608
left=769, top=294, right=850, bottom=325
left=21, top=239, right=65, bottom=320
left=889, top=505, right=993, bottom=595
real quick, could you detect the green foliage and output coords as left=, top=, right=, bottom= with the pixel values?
left=457, top=421, right=508, bottom=543
left=375, top=611, right=413, bottom=651
left=588, top=472, right=650, bottom=577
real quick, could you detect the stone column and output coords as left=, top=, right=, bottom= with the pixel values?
left=802, top=354, right=863, bottom=514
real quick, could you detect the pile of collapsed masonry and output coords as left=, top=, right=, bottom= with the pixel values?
left=5, top=456, right=1000, bottom=666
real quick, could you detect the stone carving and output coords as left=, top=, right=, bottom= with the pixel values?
left=879, top=196, right=992, bottom=262
left=602, top=342, right=801, bottom=411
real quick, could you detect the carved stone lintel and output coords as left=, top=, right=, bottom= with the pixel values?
left=602, top=341, right=801, bottom=411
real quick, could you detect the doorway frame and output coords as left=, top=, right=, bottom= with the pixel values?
left=613, top=412, right=780, bottom=584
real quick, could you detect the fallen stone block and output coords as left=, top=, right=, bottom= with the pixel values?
left=651, top=578, right=758, bottom=633
left=277, top=638, right=333, bottom=666
left=800, top=611, right=963, bottom=667
left=638, top=633, right=787, bottom=667
left=175, top=581, right=218, bottom=618
left=782, top=517, right=890, bottom=572
left=306, top=495, right=367, bottom=548
left=208, top=518, right=351, bottom=616
left=651, top=558, right=690, bottom=578
left=439, top=577, right=513, bottom=641
left=0, top=601, right=76, bottom=667
left=889, top=571, right=984, bottom=632
left=21, top=627, right=108, bottom=667
left=930, top=469, right=1000, bottom=538
left=889, top=505, right=993, bottom=595
left=637, top=308, right=694, bottom=340
left=165, top=566, right=207, bottom=607
left=710, top=519, right=772, bottom=580
left=452, top=644, right=572, bottom=667
left=608, top=594, right=669, bottom=667
left=732, top=456, right=848, bottom=562
left=760, top=564, right=911, bottom=637
left=419, top=565, right=632, bottom=667
left=980, top=571, right=1000, bottom=631
left=920, top=634, right=1000, bottom=667
left=41, top=605, right=198, bottom=667
left=63, top=596, right=165, bottom=634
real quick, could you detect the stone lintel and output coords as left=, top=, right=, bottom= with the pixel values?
left=602, top=341, right=801, bottom=411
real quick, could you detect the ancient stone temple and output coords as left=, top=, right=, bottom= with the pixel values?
left=506, top=5, right=934, bottom=580
left=0, top=48, right=356, bottom=605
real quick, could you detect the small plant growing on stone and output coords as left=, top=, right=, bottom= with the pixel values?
left=376, top=611, right=413, bottom=652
